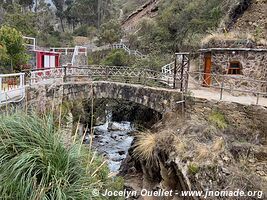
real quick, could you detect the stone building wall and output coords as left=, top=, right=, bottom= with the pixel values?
left=212, top=50, right=267, bottom=93
left=198, top=49, right=267, bottom=94
left=210, top=50, right=267, bottom=79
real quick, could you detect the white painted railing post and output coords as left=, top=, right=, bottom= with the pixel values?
left=19, top=74, right=24, bottom=88
left=20, top=73, right=25, bottom=96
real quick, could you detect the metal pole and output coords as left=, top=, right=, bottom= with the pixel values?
left=20, top=74, right=24, bottom=96
left=180, top=55, right=185, bottom=92
left=185, top=55, right=190, bottom=93
left=173, top=55, right=177, bottom=89
left=63, top=66, right=67, bottom=82
left=19, top=74, right=24, bottom=88
left=220, top=77, right=224, bottom=101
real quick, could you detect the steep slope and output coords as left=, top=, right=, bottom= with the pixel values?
left=229, top=0, right=267, bottom=39
left=121, top=0, right=159, bottom=32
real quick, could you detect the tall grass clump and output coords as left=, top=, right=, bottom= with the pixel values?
left=132, top=132, right=157, bottom=164
left=0, top=112, right=123, bottom=200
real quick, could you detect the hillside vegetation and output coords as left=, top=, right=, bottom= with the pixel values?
left=127, top=0, right=259, bottom=54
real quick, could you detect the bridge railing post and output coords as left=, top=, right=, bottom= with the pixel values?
left=19, top=73, right=25, bottom=97
left=105, top=67, right=109, bottom=80
left=63, top=66, right=67, bottom=82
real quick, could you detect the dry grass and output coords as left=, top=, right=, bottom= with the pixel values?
left=211, top=137, right=225, bottom=152
left=133, top=132, right=157, bottom=164
left=201, top=31, right=267, bottom=46
left=195, top=145, right=210, bottom=161
left=174, top=137, right=188, bottom=155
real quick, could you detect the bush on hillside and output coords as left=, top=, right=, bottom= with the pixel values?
left=73, top=25, right=97, bottom=39
left=135, top=0, right=226, bottom=53
left=98, top=20, right=123, bottom=45
left=101, top=49, right=131, bottom=66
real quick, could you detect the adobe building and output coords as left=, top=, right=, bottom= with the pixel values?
left=198, top=39, right=267, bottom=93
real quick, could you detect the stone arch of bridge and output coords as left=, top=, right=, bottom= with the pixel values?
left=60, top=81, right=182, bottom=114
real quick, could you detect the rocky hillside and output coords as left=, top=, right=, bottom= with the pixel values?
left=121, top=0, right=159, bottom=32
left=229, top=0, right=267, bottom=40
left=120, top=100, right=267, bottom=200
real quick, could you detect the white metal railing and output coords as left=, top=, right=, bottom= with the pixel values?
left=111, top=43, right=145, bottom=58
left=0, top=73, right=25, bottom=104
left=51, top=46, right=87, bottom=67
left=23, top=36, right=36, bottom=51
left=71, top=46, right=88, bottom=66
left=188, top=71, right=267, bottom=105
left=50, top=47, right=75, bottom=55
left=162, top=62, right=175, bottom=74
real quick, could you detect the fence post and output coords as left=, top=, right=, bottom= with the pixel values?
left=220, top=77, right=224, bottom=101
left=138, top=71, right=141, bottom=84
left=105, top=67, right=109, bottom=80
left=20, top=74, right=24, bottom=97
left=173, top=56, right=177, bottom=89
left=19, top=74, right=24, bottom=88
left=143, top=70, right=147, bottom=86
left=63, top=66, right=67, bottom=82
left=256, top=93, right=260, bottom=105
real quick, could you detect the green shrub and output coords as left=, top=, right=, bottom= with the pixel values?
left=208, top=110, right=228, bottom=129
left=74, top=25, right=97, bottom=39
left=101, top=49, right=131, bottom=66
left=98, top=20, right=123, bottom=45
left=188, top=163, right=199, bottom=175
left=0, top=112, right=123, bottom=199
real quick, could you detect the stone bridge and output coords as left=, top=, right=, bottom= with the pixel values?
left=27, top=81, right=183, bottom=113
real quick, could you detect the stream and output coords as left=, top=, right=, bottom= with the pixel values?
left=85, top=112, right=135, bottom=172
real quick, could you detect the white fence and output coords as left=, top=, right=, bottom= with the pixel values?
left=162, top=62, right=175, bottom=74
left=50, top=46, right=87, bottom=56
left=111, top=43, right=146, bottom=59
left=0, top=73, right=25, bottom=105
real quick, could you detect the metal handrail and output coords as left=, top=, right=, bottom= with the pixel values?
left=188, top=71, right=267, bottom=104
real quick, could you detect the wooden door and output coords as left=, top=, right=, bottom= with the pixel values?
left=203, top=52, right=212, bottom=86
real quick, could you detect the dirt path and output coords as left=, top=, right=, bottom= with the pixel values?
left=189, top=85, right=267, bottom=107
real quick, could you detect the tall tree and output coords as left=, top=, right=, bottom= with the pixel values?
left=97, top=0, right=102, bottom=28
left=3, top=4, right=37, bottom=36
left=52, top=0, right=65, bottom=32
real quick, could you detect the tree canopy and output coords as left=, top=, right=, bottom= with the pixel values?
left=0, top=26, right=28, bottom=71
left=98, top=19, right=122, bottom=45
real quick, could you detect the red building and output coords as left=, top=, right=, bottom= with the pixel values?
left=35, top=50, right=60, bottom=69
left=24, top=36, right=61, bottom=70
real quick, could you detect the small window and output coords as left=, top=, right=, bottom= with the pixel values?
left=228, top=61, right=242, bottom=75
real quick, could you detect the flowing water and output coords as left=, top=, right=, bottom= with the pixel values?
left=85, top=112, right=135, bottom=172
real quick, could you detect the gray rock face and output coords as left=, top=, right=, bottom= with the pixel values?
left=108, top=122, right=122, bottom=131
